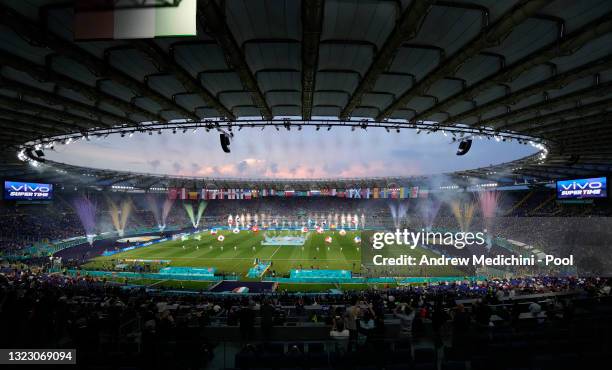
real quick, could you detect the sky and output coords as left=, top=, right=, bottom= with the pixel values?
left=45, top=127, right=536, bottom=179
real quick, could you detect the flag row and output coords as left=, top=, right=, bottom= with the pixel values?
left=167, top=187, right=429, bottom=200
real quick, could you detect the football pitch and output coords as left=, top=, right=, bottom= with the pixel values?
left=84, top=230, right=466, bottom=278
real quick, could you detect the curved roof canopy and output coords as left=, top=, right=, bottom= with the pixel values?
left=1, top=0, right=611, bottom=188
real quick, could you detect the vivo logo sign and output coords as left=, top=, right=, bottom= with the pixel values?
left=10, top=183, right=51, bottom=193
left=4, top=181, right=53, bottom=200
left=557, top=177, right=607, bottom=199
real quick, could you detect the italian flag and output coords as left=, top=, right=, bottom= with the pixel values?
left=75, top=0, right=197, bottom=40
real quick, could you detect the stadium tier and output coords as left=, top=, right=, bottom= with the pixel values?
left=1, top=0, right=612, bottom=368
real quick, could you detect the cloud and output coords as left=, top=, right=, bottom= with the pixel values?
left=148, top=159, right=161, bottom=169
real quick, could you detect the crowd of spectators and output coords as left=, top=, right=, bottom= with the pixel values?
left=0, top=264, right=611, bottom=368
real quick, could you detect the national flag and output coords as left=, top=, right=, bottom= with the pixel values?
left=232, top=287, right=249, bottom=294
left=331, top=189, right=337, bottom=196
left=325, top=236, right=333, bottom=243
left=168, top=188, right=178, bottom=200
left=373, top=188, right=380, bottom=199
left=188, top=191, right=198, bottom=200
left=180, top=188, right=187, bottom=200
left=410, top=186, right=419, bottom=198
left=285, top=190, right=295, bottom=197
left=244, top=190, right=252, bottom=200
left=400, top=187, right=406, bottom=199
left=75, top=0, right=197, bottom=40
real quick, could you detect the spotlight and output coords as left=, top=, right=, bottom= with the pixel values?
left=456, top=138, right=472, bottom=156
left=220, top=133, right=231, bottom=153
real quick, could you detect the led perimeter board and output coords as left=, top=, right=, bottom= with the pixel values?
left=3, top=181, right=54, bottom=201
left=556, top=177, right=607, bottom=199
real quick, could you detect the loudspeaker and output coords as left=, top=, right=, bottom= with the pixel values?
left=220, top=133, right=231, bottom=153
left=456, top=139, right=472, bottom=156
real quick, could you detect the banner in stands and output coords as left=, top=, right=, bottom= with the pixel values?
left=4, top=181, right=53, bottom=200
left=556, top=177, right=607, bottom=199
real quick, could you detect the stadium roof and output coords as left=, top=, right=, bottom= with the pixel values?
left=0, top=0, right=611, bottom=189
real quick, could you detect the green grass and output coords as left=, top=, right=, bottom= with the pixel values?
left=84, top=230, right=362, bottom=276
left=83, top=230, right=466, bottom=282
left=277, top=282, right=397, bottom=292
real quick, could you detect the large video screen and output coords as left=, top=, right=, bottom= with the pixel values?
left=556, top=177, right=607, bottom=199
left=3, top=181, right=54, bottom=201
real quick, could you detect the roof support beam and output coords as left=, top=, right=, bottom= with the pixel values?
left=301, top=0, right=324, bottom=120
left=377, top=0, right=548, bottom=121
left=0, top=50, right=164, bottom=123
left=0, top=4, right=197, bottom=120
left=412, top=12, right=612, bottom=122
left=493, top=85, right=612, bottom=131
left=446, top=55, right=612, bottom=125
left=543, top=113, right=612, bottom=138
left=0, top=76, right=125, bottom=126
left=0, top=96, right=102, bottom=131
left=0, top=119, right=62, bottom=137
left=0, top=108, right=73, bottom=133
left=199, top=0, right=273, bottom=119
left=340, top=0, right=435, bottom=119
left=132, top=40, right=235, bottom=120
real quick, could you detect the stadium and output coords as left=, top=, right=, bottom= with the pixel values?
left=0, top=0, right=611, bottom=369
